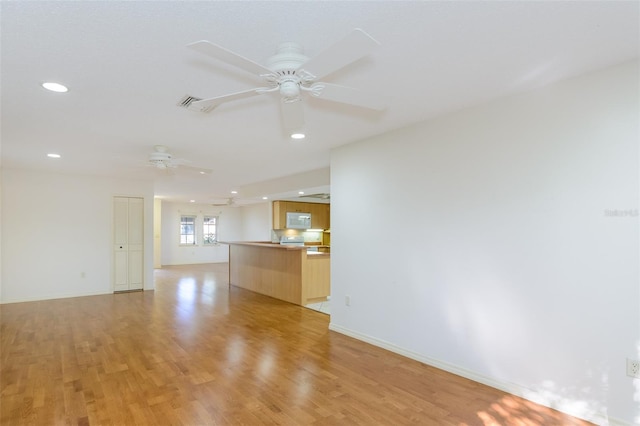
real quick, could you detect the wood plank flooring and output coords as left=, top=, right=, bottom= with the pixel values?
left=1, top=263, right=593, bottom=425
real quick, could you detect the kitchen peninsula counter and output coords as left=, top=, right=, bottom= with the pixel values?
left=221, top=241, right=330, bottom=306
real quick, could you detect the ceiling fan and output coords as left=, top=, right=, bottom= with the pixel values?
left=211, top=197, right=237, bottom=207
left=184, top=28, right=388, bottom=133
left=147, top=145, right=212, bottom=175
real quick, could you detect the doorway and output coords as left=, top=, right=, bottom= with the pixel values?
left=113, top=196, right=144, bottom=292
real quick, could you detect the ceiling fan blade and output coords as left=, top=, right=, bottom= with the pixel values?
left=281, top=100, right=305, bottom=133
left=310, top=82, right=388, bottom=111
left=211, top=197, right=235, bottom=206
left=169, top=157, right=212, bottom=174
left=179, top=165, right=213, bottom=175
left=189, top=89, right=263, bottom=112
left=187, top=40, right=273, bottom=77
left=298, top=28, right=380, bottom=80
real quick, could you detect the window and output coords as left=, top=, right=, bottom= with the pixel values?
left=203, top=215, right=218, bottom=245
left=180, top=215, right=196, bottom=245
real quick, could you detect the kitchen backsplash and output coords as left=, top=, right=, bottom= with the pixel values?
left=271, top=229, right=323, bottom=244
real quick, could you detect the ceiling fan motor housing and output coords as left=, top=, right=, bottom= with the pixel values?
left=266, top=42, right=308, bottom=74
left=149, top=151, right=173, bottom=168
left=264, top=43, right=312, bottom=102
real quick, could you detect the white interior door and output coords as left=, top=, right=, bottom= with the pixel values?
left=114, top=197, right=144, bottom=291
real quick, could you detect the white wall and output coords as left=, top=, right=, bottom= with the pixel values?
left=153, top=198, right=162, bottom=268
left=0, top=171, right=273, bottom=299
left=240, top=202, right=271, bottom=241
left=1, top=169, right=155, bottom=303
left=160, top=201, right=244, bottom=265
left=330, top=60, right=639, bottom=425
left=0, top=167, right=3, bottom=300
left=159, top=201, right=272, bottom=266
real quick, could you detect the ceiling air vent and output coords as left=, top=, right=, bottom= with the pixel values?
left=299, top=193, right=330, bottom=200
left=177, top=95, right=216, bottom=113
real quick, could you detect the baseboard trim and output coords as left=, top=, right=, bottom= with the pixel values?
left=2, top=290, right=119, bottom=304
left=329, top=323, right=626, bottom=426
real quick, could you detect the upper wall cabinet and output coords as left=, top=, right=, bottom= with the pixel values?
left=309, top=203, right=329, bottom=230
left=272, top=201, right=330, bottom=230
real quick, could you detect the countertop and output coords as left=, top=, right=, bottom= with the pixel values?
left=221, top=241, right=305, bottom=250
left=220, top=241, right=330, bottom=257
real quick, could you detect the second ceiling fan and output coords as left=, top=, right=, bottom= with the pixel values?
left=184, top=28, right=387, bottom=134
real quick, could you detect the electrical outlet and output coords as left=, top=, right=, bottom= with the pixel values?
left=627, top=358, right=640, bottom=378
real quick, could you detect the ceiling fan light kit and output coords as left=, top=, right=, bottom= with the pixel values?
left=183, top=28, right=387, bottom=134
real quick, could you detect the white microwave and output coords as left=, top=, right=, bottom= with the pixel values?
left=286, top=212, right=311, bottom=229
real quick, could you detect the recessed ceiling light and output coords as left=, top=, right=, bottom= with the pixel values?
left=42, top=82, right=68, bottom=93
left=298, top=191, right=305, bottom=195
left=47, top=153, right=61, bottom=158
left=262, top=196, right=268, bottom=200
left=190, top=200, right=195, bottom=203
left=290, top=133, right=305, bottom=140
left=231, top=190, right=238, bottom=194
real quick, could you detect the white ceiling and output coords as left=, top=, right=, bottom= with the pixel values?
left=2, top=1, right=638, bottom=204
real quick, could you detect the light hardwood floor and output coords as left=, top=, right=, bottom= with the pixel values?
left=1, top=263, right=593, bottom=425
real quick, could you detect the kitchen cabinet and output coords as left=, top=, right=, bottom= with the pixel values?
left=309, top=203, right=329, bottom=229
left=272, top=201, right=330, bottom=229
left=272, top=201, right=287, bottom=229
left=285, top=201, right=308, bottom=213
